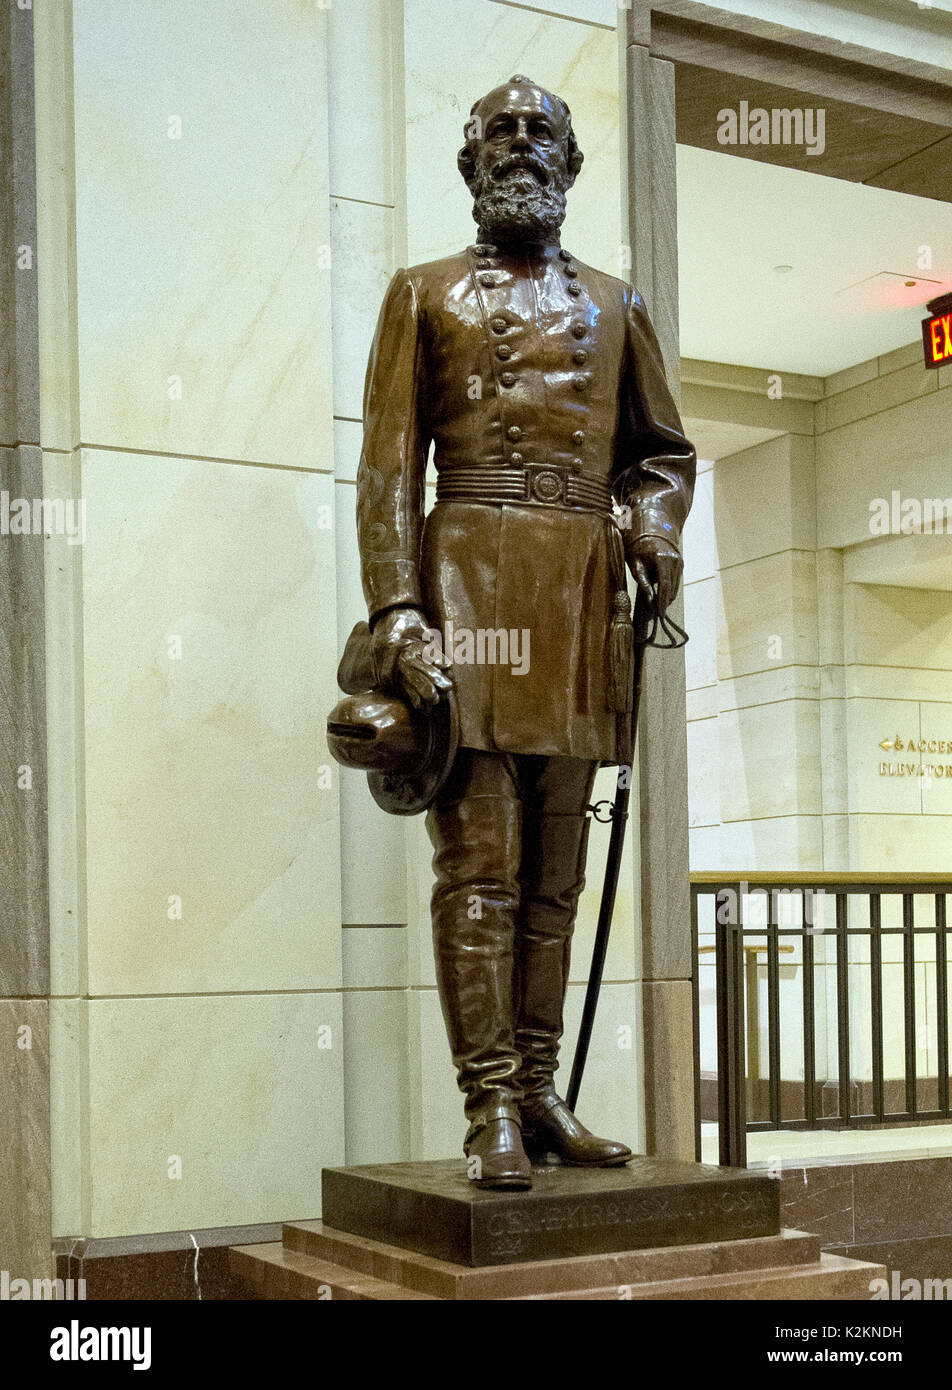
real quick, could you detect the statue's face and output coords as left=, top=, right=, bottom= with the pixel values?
left=467, top=82, right=574, bottom=243
left=473, top=84, right=571, bottom=197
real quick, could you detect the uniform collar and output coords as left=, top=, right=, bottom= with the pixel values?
left=472, top=232, right=570, bottom=265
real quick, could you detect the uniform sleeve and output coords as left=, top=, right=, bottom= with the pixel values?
left=612, top=287, right=696, bottom=546
left=356, top=268, right=431, bottom=618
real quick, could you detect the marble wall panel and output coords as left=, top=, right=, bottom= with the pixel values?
left=327, top=0, right=398, bottom=206
left=718, top=698, right=822, bottom=826
left=684, top=575, right=717, bottom=692
left=342, top=926, right=408, bottom=992
left=0, top=446, right=49, bottom=998
left=687, top=715, right=719, bottom=831
left=0, top=1001, right=52, bottom=1278
left=49, top=997, right=84, bottom=1240
left=342, top=987, right=411, bottom=1165
left=42, top=449, right=85, bottom=998
left=817, top=392, right=952, bottom=551
left=846, top=697, right=922, bottom=817
left=717, top=814, right=824, bottom=872
left=85, top=994, right=344, bottom=1237
left=81, top=451, right=342, bottom=995
left=682, top=462, right=717, bottom=586
left=846, top=583, right=952, bottom=674
left=714, top=434, right=816, bottom=572
left=849, top=813, right=951, bottom=874
left=72, top=0, right=332, bottom=468
left=921, top=702, right=952, bottom=817
left=330, top=198, right=396, bottom=424
left=718, top=550, right=819, bottom=682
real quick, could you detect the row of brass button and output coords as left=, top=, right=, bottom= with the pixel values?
left=474, top=246, right=591, bottom=472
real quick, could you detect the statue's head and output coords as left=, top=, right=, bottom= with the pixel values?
left=458, top=75, right=584, bottom=243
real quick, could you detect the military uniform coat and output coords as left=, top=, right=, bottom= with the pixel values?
left=356, top=239, right=696, bottom=763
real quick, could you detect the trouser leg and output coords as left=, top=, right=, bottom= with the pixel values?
left=426, top=749, right=524, bottom=1129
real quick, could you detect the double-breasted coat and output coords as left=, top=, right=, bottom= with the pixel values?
left=355, top=239, right=696, bottom=764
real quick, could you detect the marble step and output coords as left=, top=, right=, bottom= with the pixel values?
left=524, top=1253, right=887, bottom=1301
left=230, top=1242, right=437, bottom=1301
left=230, top=1222, right=885, bottom=1301
left=282, top=1220, right=823, bottom=1301
left=231, top=1236, right=883, bottom=1301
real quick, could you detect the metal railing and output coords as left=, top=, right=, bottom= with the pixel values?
left=691, top=873, right=952, bottom=1167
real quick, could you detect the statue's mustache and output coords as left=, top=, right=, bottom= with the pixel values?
left=491, top=155, right=549, bottom=187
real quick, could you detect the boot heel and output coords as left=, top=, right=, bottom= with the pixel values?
left=521, top=1132, right=554, bottom=1164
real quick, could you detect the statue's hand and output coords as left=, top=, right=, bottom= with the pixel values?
left=370, top=606, right=453, bottom=710
left=625, top=534, right=683, bottom=618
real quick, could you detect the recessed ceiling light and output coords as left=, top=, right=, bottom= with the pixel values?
left=773, top=264, right=793, bottom=274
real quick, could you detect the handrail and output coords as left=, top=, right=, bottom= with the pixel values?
left=692, top=871, right=952, bottom=886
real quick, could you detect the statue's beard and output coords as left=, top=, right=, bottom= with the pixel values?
left=471, top=162, right=568, bottom=243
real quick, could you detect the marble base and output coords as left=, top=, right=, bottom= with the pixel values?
left=230, top=1221, right=885, bottom=1301
left=320, top=1157, right=779, bottom=1266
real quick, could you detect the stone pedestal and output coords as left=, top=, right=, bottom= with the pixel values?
left=230, top=1158, right=885, bottom=1300
left=320, top=1157, right=778, bottom=1266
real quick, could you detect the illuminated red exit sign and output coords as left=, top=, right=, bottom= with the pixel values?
left=922, top=292, right=952, bottom=369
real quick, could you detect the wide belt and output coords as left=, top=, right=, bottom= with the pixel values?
left=436, top=463, right=613, bottom=516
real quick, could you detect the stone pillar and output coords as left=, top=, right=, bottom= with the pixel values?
left=622, top=6, right=696, bottom=1161
left=0, top=0, right=53, bottom=1281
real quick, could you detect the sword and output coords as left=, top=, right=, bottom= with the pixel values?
left=567, top=586, right=686, bottom=1111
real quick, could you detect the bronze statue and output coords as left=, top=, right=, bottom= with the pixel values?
left=328, top=76, right=696, bottom=1190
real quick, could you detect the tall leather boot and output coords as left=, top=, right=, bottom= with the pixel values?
left=516, top=802, right=633, bottom=1167
left=427, top=753, right=532, bottom=1190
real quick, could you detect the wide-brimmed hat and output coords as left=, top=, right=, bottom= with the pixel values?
left=326, top=622, right=458, bottom=816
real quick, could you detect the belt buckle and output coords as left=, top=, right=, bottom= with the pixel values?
left=527, top=465, right=565, bottom=506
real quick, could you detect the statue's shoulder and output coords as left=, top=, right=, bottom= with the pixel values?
left=569, top=256, right=644, bottom=314
left=403, top=249, right=473, bottom=292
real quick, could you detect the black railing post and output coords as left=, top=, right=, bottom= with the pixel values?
left=715, top=882, right=747, bottom=1167
left=802, top=889, right=816, bottom=1127
left=767, top=903, right=781, bottom=1130
left=870, top=894, right=884, bottom=1122
left=903, top=893, right=918, bottom=1118
left=937, top=894, right=949, bottom=1118
left=836, top=892, right=851, bottom=1124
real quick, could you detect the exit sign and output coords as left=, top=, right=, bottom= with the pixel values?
left=922, top=292, right=952, bottom=370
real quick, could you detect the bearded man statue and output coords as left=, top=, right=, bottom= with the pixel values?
left=345, top=75, right=696, bottom=1189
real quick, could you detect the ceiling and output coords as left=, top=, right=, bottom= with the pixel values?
left=677, top=144, right=952, bottom=374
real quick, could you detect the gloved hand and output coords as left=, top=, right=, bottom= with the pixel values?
left=625, top=534, right=683, bottom=619
left=370, top=606, right=453, bottom=710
